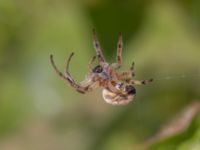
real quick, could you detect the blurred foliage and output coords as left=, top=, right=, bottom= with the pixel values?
left=147, top=114, right=200, bottom=150
left=0, top=0, right=200, bottom=150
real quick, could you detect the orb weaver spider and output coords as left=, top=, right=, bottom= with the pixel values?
left=50, top=29, right=153, bottom=105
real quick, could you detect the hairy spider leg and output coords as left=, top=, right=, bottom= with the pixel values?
left=65, top=53, right=100, bottom=92
left=117, top=33, right=123, bottom=66
left=50, top=54, right=87, bottom=93
left=65, top=53, right=101, bottom=92
left=117, top=62, right=135, bottom=80
left=129, top=78, right=154, bottom=85
left=113, top=32, right=123, bottom=69
left=92, top=29, right=106, bottom=65
left=130, top=62, right=135, bottom=76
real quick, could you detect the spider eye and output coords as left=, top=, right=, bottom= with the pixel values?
left=92, top=65, right=103, bottom=73
left=125, top=85, right=136, bottom=95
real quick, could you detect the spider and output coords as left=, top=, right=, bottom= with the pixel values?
left=50, top=29, right=153, bottom=105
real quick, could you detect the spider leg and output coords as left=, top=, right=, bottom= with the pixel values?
left=117, top=62, right=135, bottom=80
left=118, top=71, right=132, bottom=80
left=116, top=32, right=123, bottom=68
left=50, top=54, right=87, bottom=94
left=111, top=32, right=123, bottom=69
left=64, top=52, right=74, bottom=79
left=64, top=53, right=99, bottom=92
left=92, top=29, right=106, bottom=65
left=129, top=78, right=153, bottom=85
left=130, top=62, right=135, bottom=76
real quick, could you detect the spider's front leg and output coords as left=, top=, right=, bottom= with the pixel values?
left=111, top=32, right=123, bottom=69
left=50, top=54, right=95, bottom=94
left=92, top=29, right=106, bottom=66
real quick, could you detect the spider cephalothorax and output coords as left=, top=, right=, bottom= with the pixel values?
left=50, top=29, right=153, bottom=105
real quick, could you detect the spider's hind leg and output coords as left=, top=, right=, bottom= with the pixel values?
left=130, top=61, right=135, bottom=77
left=118, top=62, right=135, bottom=80
left=130, top=78, right=153, bottom=85
left=127, top=62, right=154, bottom=85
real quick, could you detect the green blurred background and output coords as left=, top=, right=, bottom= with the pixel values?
left=0, top=0, right=200, bottom=150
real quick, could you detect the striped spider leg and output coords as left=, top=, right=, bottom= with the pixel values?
left=111, top=32, right=123, bottom=69
left=92, top=28, right=107, bottom=67
left=118, top=62, right=153, bottom=85
left=50, top=53, right=100, bottom=94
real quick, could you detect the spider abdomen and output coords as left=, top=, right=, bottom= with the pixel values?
left=102, top=89, right=135, bottom=105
